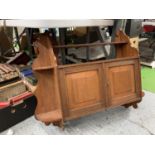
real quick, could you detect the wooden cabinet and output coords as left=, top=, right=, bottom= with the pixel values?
left=58, top=57, right=142, bottom=121
left=31, top=31, right=143, bottom=127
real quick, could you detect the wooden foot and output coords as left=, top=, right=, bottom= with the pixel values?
left=123, top=102, right=139, bottom=109
left=123, top=103, right=131, bottom=108
left=45, top=122, right=51, bottom=126
left=133, top=103, right=138, bottom=109
left=53, top=120, right=64, bottom=130
left=53, top=121, right=60, bottom=126
left=123, top=104, right=130, bottom=108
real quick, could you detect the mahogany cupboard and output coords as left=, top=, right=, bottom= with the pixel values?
left=31, top=30, right=144, bottom=127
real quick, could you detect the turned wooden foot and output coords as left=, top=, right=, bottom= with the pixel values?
left=45, top=122, right=51, bottom=126
left=53, top=120, right=64, bottom=130
left=123, top=102, right=138, bottom=109
left=133, top=103, right=138, bottom=109
left=53, top=121, right=60, bottom=126
left=123, top=104, right=130, bottom=108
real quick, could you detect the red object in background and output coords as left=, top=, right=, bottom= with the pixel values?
left=0, top=92, right=33, bottom=109
left=10, top=91, right=33, bottom=104
left=0, top=101, right=10, bottom=108
left=143, top=25, right=155, bottom=32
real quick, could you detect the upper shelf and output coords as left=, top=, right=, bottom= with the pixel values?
left=0, top=20, right=114, bottom=28
left=53, top=41, right=128, bottom=49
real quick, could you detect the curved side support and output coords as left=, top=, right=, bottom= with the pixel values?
left=114, top=30, right=139, bottom=58
left=32, top=34, right=63, bottom=125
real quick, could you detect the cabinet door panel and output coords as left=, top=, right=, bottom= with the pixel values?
left=105, top=59, right=141, bottom=107
left=66, top=70, right=100, bottom=109
left=59, top=64, right=106, bottom=119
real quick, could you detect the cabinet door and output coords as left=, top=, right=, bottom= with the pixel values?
left=59, top=64, right=106, bottom=120
left=105, top=59, right=141, bottom=107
